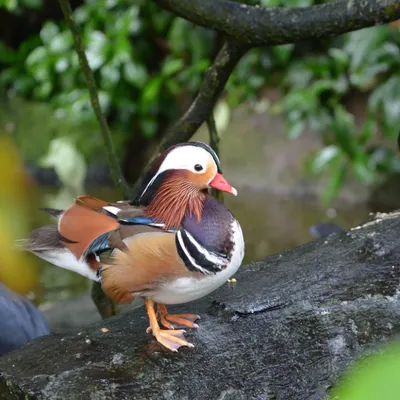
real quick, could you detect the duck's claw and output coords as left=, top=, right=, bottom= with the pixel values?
left=161, top=313, right=200, bottom=329
left=157, top=303, right=200, bottom=329
left=145, top=299, right=194, bottom=352
left=154, top=329, right=194, bottom=352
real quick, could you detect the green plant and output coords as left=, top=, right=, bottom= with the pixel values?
left=1, top=0, right=400, bottom=203
left=331, top=341, right=400, bottom=399
left=226, top=19, right=400, bottom=203
left=0, top=0, right=214, bottom=162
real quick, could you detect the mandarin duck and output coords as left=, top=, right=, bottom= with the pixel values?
left=18, top=142, right=245, bottom=351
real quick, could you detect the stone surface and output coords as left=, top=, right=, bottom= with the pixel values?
left=1, top=211, right=400, bottom=399
left=40, top=294, right=142, bottom=333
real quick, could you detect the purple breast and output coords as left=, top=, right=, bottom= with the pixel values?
left=181, top=196, right=234, bottom=256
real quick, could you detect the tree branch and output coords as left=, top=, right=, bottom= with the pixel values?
left=59, top=0, right=130, bottom=320
left=207, top=114, right=224, bottom=203
left=131, top=39, right=249, bottom=198
left=58, top=0, right=131, bottom=199
left=153, top=0, right=400, bottom=46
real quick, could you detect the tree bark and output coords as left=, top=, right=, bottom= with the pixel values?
left=1, top=211, right=400, bottom=399
left=153, top=0, right=400, bottom=46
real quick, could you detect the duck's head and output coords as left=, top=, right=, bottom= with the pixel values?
left=133, top=142, right=237, bottom=228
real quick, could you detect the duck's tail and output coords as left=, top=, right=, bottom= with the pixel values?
left=16, top=196, right=122, bottom=282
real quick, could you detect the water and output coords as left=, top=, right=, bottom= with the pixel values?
left=28, top=186, right=370, bottom=307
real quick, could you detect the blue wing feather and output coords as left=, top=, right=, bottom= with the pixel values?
left=83, top=232, right=111, bottom=257
left=118, top=216, right=158, bottom=225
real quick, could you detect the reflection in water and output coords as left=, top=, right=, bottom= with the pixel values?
left=31, top=186, right=370, bottom=306
left=225, top=191, right=369, bottom=264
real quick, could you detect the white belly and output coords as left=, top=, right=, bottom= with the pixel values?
left=150, top=220, right=245, bottom=305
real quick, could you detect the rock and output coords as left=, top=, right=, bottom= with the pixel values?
left=39, top=294, right=102, bottom=333
left=309, top=222, right=345, bottom=238
left=0, top=283, right=49, bottom=357
left=40, top=294, right=143, bottom=333
left=1, top=211, right=400, bottom=399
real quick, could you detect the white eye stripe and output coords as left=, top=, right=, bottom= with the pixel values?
left=139, top=146, right=216, bottom=199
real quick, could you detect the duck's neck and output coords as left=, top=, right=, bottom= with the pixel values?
left=181, top=196, right=235, bottom=255
left=145, top=186, right=207, bottom=230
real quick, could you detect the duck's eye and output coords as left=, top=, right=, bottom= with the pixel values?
left=194, top=164, right=203, bottom=172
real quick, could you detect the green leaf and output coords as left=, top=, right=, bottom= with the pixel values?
left=287, top=118, right=305, bottom=139
left=284, top=89, right=313, bottom=113
left=214, top=100, right=231, bottom=135
left=248, top=75, right=265, bottom=90
left=350, top=64, right=389, bottom=89
left=39, top=137, right=87, bottom=191
left=98, top=91, right=111, bottom=113
left=114, top=5, right=141, bottom=35
left=24, top=0, right=43, bottom=8
left=331, top=342, right=400, bottom=400
left=322, top=162, right=346, bottom=206
left=29, top=62, right=50, bottom=82
left=113, top=38, right=131, bottom=64
left=286, top=62, right=314, bottom=88
left=273, top=44, right=294, bottom=64
left=55, top=58, right=69, bottom=73
left=358, top=117, right=376, bottom=146
left=101, top=62, right=120, bottom=89
left=40, top=21, right=59, bottom=45
left=1, top=0, right=17, bottom=11
left=12, top=76, right=34, bottom=93
left=310, top=79, right=336, bottom=96
left=140, top=118, right=157, bottom=138
left=369, top=76, right=400, bottom=136
left=23, top=0, right=42, bottom=8
left=49, top=31, right=73, bottom=54
left=353, top=160, right=376, bottom=184
left=165, top=79, right=181, bottom=95
left=25, top=46, right=47, bottom=67
left=141, top=77, right=162, bottom=111
left=152, top=10, right=170, bottom=33
left=311, top=145, right=340, bottom=174
left=34, top=80, right=52, bottom=99
left=124, top=61, right=148, bottom=88
left=0, top=40, right=15, bottom=63
left=74, top=7, right=89, bottom=24
left=168, top=18, right=187, bottom=54
left=328, top=48, right=349, bottom=74
left=331, top=105, right=357, bottom=158
left=161, top=58, right=184, bottom=77
left=383, top=98, right=400, bottom=134
left=85, top=31, right=109, bottom=70
left=344, top=27, right=388, bottom=70
left=309, top=108, right=332, bottom=132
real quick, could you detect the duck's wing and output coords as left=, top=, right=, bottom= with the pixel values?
left=99, top=231, right=193, bottom=304
left=17, top=195, right=167, bottom=281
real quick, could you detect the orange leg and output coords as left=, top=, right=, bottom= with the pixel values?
left=157, top=303, right=200, bottom=330
left=145, top=299, right=194, bottom=352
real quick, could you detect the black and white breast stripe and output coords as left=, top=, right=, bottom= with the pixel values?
left=176, top=230, right=228, bottom=275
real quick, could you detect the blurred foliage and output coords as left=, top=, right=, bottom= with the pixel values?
left=0, top=0, right=41, bottom=13
left=0, top=0, right=400, bottom=202
left=0, top=0, right=213, bottom=152
left=226, top=11, right=400, bottom=204
left=0, top=135, right=40, bottom=296
left=331, top=341, right=400, bottom=400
